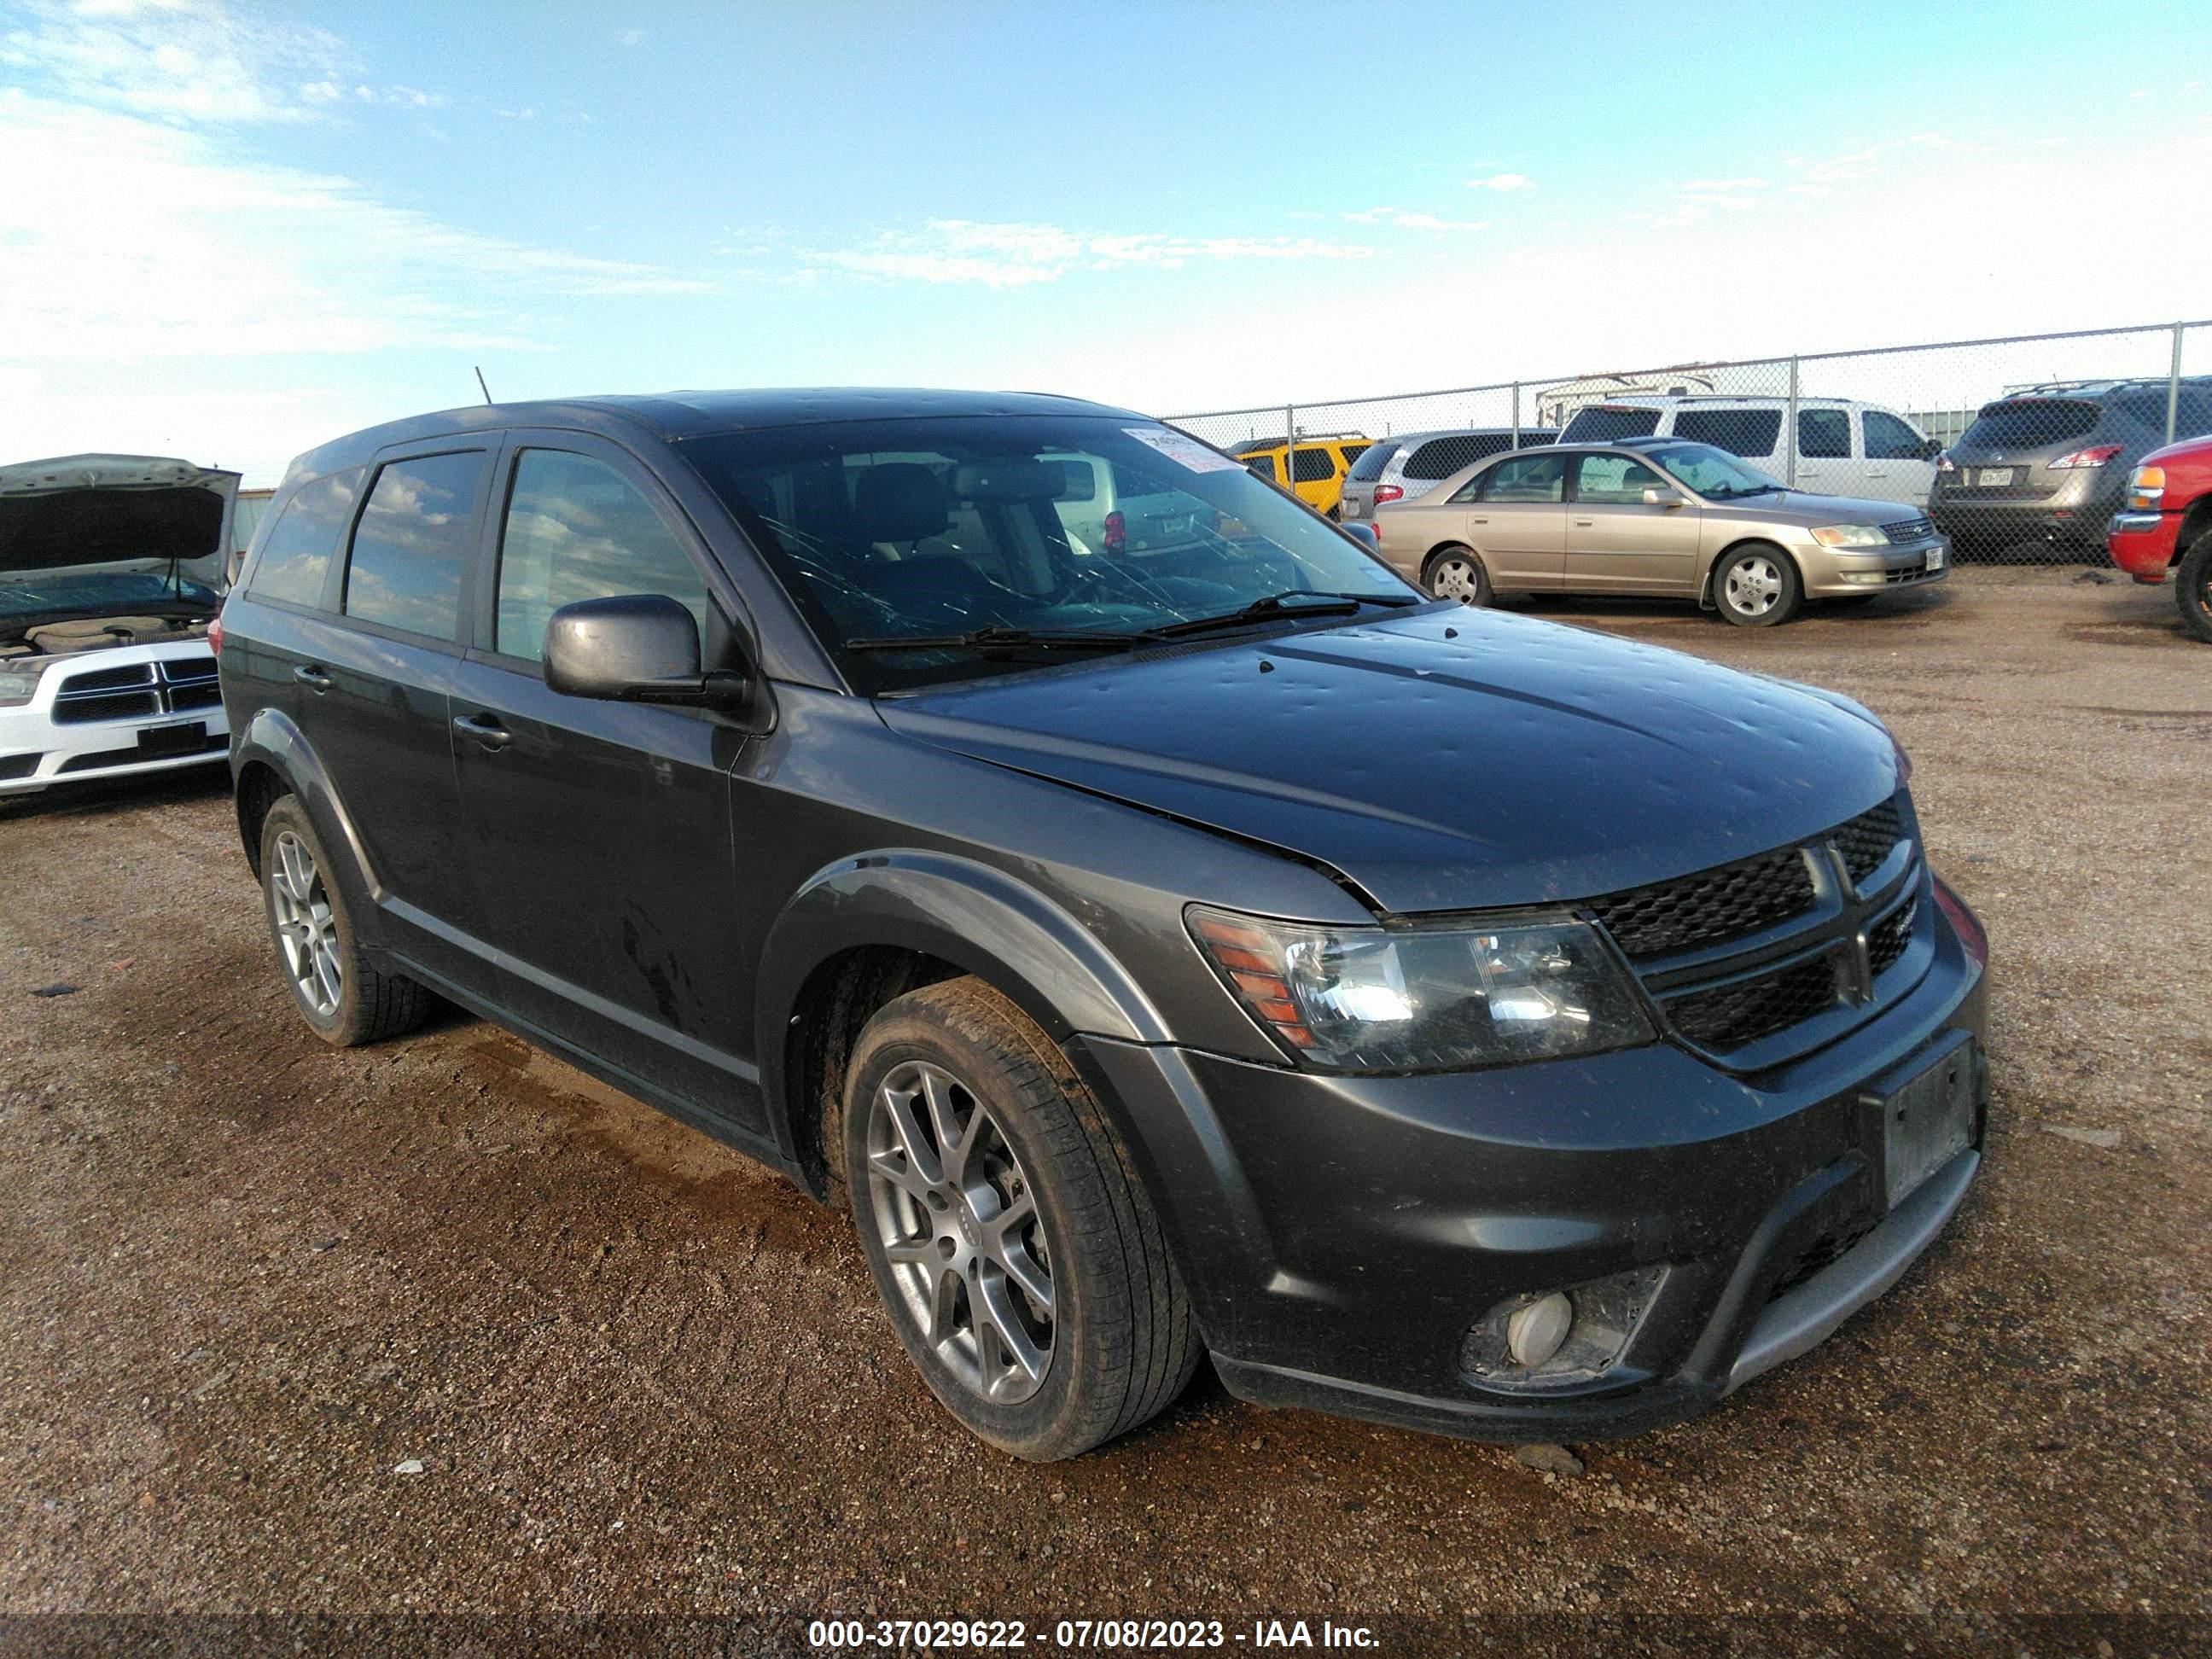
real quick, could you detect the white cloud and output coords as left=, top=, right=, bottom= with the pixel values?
left=0, top=0, right=350, bottom=125
left=619, top=28, right=643, bottom=46
left=1340, top=206, right=1488, bottom=231
left=1679, top=178, right=1765, bottom=192
left=1466, top=172, right=1534, bottom=192
left=0, top=91, right=713, bottom=370
left=766, top=218, right=1375, bottom=288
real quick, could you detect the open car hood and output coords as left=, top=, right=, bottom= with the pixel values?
left=0, top=454, right=241, bottom=576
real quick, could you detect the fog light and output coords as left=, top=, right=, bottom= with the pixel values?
left=1506, top=1293, right=1573, bottom=1366
left=1462, top=1266, right=1668, bottom=1394
left=1840, top=571, right=1884, bottom=585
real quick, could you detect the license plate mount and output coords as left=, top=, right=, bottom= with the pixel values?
left=1978, top=467, right=2015, bottom=487
left=135, top=720, right=207, bottom=760
left=1865, top=1033, right=1978, bottom=1211
left=1925, top=544, right=1947, bottom=571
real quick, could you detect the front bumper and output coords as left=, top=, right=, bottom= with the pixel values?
left=1799, top=538, right=1952, bottom=598
left=1077, top=887, right=1989, bottom=1442
left=2106, top=510, right=2180, bottom=581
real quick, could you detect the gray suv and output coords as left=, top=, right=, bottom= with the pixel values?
left=1929, top=377, right=2212, bottom=558
left=1338, top=427, right=1557, bottom=522
left=219, top=388, right=1989, bottom=1460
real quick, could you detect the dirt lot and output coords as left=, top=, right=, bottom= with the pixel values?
left=2, top=568, right=2207, bottom=1656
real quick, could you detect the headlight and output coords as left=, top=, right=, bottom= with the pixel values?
left=1810, top=524, right=1889, bottom=548
left=1188, top=906, right=1654, bottom=1072
left=0, top=658, right=50, bottom=707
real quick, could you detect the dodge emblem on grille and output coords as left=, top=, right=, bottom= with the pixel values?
left=1818, top=841, right=1881, bottom=1005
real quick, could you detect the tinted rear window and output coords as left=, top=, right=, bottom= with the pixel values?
left=1674, top=408, right=1783, bottom=457
left=1404, top=434, right=1512, bottom=480
left=1961, top=399, right=2099, bottom=450
left=1346, top=440, right=1400, bottom=482
left=1561, top=406, right=1662, bottom=442
left=342, top=452, right=487, bottom=641
left=246, top=467, right=364, bottom=608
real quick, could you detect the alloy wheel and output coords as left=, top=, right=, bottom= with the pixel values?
left=1724, top=555, right=1784, bottom=618
left=270, top=829, right=342, bottom=1016
left=864, top=1059, right=1055, bottom=1404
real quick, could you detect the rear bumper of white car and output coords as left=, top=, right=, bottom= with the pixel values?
left=0, top=641, right=228, bottom=795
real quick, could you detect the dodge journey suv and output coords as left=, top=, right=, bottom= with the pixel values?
left=219, top=389, right=1990, bottom=1460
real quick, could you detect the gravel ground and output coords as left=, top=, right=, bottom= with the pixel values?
left=2, top=567, right=2207, bottom=1656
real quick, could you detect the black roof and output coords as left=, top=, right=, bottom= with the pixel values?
left=281, top=387, right=1145, bottom=487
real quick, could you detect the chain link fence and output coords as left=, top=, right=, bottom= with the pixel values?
left=1167, top=320, right=2212, bottom=563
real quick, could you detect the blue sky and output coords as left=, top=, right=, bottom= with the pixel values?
left=3, top=0, right=2208, bottom=482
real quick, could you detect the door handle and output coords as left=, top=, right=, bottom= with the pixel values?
left=292, top=665, right=330, bottom=691
left=1574, top=518, right=1593, bottom=527
left=1470, top=516, right=1488, bottom=525
left=452, top=713, right=513, bottom=752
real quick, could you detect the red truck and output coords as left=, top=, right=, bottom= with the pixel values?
left=2108, top=434, right=2212, bottom=643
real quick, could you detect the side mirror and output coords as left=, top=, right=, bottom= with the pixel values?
left=543, top=594, right=764, bottom=724
left=1643, top=487, right=1688, bottom=509
left=1916, top=438, right=1943, bottom=461
left=1341, top=521, right=1380, bottom=550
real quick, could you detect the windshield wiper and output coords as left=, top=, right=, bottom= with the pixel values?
left=1149, top=589, right=1417, bottom=639
left=846, top=625, right=1153, bottom=655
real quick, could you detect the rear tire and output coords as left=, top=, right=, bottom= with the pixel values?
left=259, top=795, right=432, bottom=1046
left=1714, top=544, right=1803, bottom=626
left=2178, top=534, right=2212, bottom=644
left=1423, top=545, right=1493, bottom=607
left=841, top=977, right=1198, bottom=1461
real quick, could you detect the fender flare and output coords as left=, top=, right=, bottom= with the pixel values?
left=230, top=706, right=381, bottom=911
left=754, top=849, right=1172, bottom=1147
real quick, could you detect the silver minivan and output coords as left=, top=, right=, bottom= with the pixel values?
left=1338, top=427, right=1557, bottom=522
left=1557, top=397, right=1941, bottom=505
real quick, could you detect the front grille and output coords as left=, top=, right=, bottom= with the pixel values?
left=61, top=662, right=156, bottom=693
left=1588, top=793, right=1921, bottom=1063
left=1831, top=796, right=1904, bottom=883
left=167, top=681, right=223, bottom=713
left=53, top=690, right=160, bottom=725
left=1868, top=898, right=1917, bottom=976
left=1663, top=953, right=1843, bottom=1050
left=1587, top=794, right=1906, bottom=961
left=49, top=652, right=218, bottom=725
left=1883, top=515, right=1936, bottom=544
left=1586, top=846, right=1815, bottom=960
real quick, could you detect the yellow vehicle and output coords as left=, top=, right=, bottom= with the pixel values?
left=1230, top=434, right=1373, bottom=518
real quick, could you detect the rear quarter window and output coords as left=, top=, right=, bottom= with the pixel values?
left=1292, top=447, right=1337, bottom=483
left=1404, top=434, right=1510, bottom=480
left=1674, top=408, right=1783, bottom=457
left=245, top=467, right=366, bottom=609
left=1346, top=441, right=1400, bottom=482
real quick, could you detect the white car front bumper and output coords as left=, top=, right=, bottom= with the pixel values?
left=0, top=639, right=228, bottom=795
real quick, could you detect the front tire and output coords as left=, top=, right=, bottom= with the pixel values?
left=841, top=978, right=1198, bottom=1460
left=1423, top=545, right=1493, bottom=607
left=2176, top=534, right=2212, bottom=644
left=1714, top=544, right=1803, bottom=626
left=259, top=795, right=432, bottom=1046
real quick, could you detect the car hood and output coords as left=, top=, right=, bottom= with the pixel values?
left=880, top=608, right=1901, bottom=915
left=1703, top=490, right=1925, bottom=524
left=0, top=454, right=240, bottom=577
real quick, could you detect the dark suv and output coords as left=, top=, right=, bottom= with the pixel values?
left=1929, top=377, right=2212, bottom=559
left=218, top=389, right=1990, bottom=1460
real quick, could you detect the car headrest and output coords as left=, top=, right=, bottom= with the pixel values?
left=852, top=463, right=948, bottom=543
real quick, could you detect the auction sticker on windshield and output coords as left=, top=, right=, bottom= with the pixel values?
left=1125, top=428, right=1245, bottom=473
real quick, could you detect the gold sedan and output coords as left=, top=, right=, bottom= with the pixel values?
left=1365, top=439, right=1950, bottom=626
